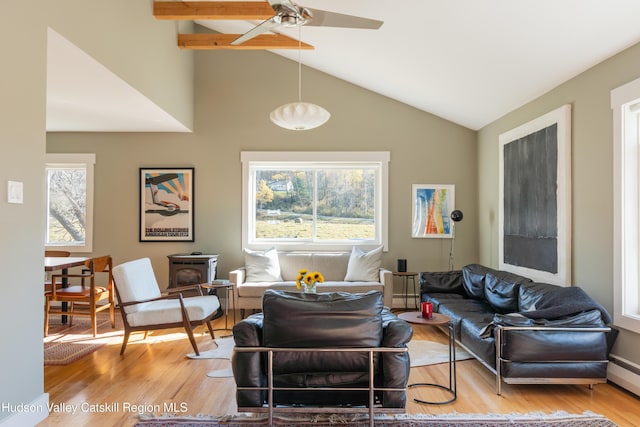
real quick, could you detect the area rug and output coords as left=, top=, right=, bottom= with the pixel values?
left=188, top=339, right=471, bottom=367
left=407, top=340, right=473, bottom=367
left=191, top=339, right=473, bottom=378
left=187, top=337, right=235, bottom=360
left=44, top=318, right=122, bottom=366
left=134, top=411, right=618, bottom=426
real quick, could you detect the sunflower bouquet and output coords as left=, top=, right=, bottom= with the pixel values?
left=296, top=269, right=325, bottom=293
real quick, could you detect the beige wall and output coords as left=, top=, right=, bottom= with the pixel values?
left=0, top=1, right=194, bottom=424
left=477, top=42, right=640, bottom=367
left=47, top=48, right=479, bottom=296
left=0, top=4, right=48, bottom=424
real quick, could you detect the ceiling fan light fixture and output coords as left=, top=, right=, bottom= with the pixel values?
left=270, top=101, right=330, bottom=130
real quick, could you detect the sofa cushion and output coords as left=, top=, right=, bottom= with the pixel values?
left=516, top=285, right=612, bottom=323
left=278, top=252, right=350, bottom=282
left=262, top=290, right=383, bottom=348
left=435, top=298, right=494, bottom=340
left=462, top=264, right=498, bottom=299
left=243, top=247, right=282, bottom=282
left=344, top=246, right=383, bottom=282
left=484, top=272, right=529, bottom=314
left=237, top=280, right=385, bottom=298
left=460, top=313, right=497, bottom=368
left=419, top=270, right=466, bottom=295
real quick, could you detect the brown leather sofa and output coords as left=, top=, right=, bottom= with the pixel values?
left=420, top=264, right=618, bottom=394
left=231, top=290, right=413, bottom=411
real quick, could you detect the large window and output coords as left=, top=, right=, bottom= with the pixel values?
left=45, top=153, right=95, bottom=253
left=612, top=79, right=640, bottom=334
left=241, top=152, right=389, bottom=251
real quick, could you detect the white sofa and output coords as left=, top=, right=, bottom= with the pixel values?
left=229, top=251, right=393, bottom=311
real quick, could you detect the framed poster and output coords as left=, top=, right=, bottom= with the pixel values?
left=412, top=184, right=455, bottom=238
left=498, top=104, right=571, bottom=286
left=140, top=168, right=194, bottom=242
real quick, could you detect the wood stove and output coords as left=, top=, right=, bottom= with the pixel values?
left=167, top=253, right=218, bottom=288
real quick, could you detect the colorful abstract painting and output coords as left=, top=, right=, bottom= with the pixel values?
left=412, top=184, right=455, bottom=238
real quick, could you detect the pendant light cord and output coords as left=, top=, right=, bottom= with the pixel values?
left=298, top=24, right=302, bottom=102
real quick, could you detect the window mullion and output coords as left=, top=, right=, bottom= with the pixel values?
left=312, top=169, right=318, bottom=242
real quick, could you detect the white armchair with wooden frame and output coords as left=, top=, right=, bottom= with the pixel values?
left=111, top=257, right=221, bottom=356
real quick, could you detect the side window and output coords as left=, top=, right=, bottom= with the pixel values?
left=612, top=80, right=640, bottom=333
left=45, top=153, right=95, bottom=253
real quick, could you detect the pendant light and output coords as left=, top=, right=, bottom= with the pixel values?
left=270, top=26, right=330, bottom=130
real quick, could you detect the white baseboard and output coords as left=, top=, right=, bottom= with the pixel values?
left=392, top=294, right=420, bottom=310
left=0, top=393, right=48, bottom=427
left=608, top=354, right=640, bottom=397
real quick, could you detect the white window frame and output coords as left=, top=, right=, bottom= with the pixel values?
left=612, top=79, right=640, bottom=334
left=45, top=153, right=96, bottom=253
left=241, top=151, right=389, bottom=252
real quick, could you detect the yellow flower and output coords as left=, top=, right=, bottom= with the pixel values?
left=296, top=269, right=308, bottom=289
left=296, top=269, right=324, bottom=291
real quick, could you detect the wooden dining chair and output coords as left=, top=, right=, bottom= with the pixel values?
left=44, top=250, right=71, bottom=292
left=44, top=255, right=116, bottom=337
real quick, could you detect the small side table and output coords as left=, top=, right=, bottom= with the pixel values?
left=202, top=280, right=236, bottom=335
left=393, top=272, right=419, bottom=309
left=398, top=311, right=457, bottom=405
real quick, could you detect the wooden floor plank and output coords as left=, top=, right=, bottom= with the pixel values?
left=38, top=310, right=640, bottom=426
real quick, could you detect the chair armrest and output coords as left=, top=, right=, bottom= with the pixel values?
left=379, top=268, right=393, bottom=308
left=496, top=324, right=612, bottom=362
left=118, top=293, right=184, bottom=308
left=232, top=313, right=265, bottom=407
left=165, top=283, right=205, bottom=296
left=380, top=313, right=413, bottom=408
left=51, top=272, right=92, bottom=284
left=229, top=267, right=246, bottom=304
left=381, top=312, right=413, bottom=347
left=229, top=267, right=246, bottom=285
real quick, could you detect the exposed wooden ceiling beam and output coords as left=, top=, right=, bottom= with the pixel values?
left=177, top=34, right=314, bottom=50
left=154, top=1, right=275, bottom=20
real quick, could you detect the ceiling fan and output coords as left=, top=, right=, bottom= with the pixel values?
left=231, top=0, right=383, bottom=45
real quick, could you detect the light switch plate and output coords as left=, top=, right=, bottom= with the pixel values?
left=7, top=180, right=23, bottom=204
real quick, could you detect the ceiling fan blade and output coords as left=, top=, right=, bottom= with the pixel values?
left=231, top=16, right=282, bottom=45
left=304, top=8, right=383, bottom=29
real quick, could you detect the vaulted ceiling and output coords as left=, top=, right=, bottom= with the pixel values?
left=47, top=1, right=640, bottom=132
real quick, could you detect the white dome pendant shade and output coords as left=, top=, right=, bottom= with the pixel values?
left=271, top=25, right=330, bottom=131
left=270, top=101, right=330, bottom=130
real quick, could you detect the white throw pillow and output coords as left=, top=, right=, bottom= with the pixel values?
left=244, top=247, right=283, bottom=282
left=344, top=246, right=383, bottom=282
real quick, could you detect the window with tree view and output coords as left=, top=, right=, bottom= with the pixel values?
left=242, top=152, right=389, bottom=250
left=45, top=154, right=95, bottom=252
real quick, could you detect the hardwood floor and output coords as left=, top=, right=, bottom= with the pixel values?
left=39, top=311, right=640, bottom=427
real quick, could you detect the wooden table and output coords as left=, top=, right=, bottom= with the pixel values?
left=44, top=256, right=89, bottom=273
left=398, top=311, right=457, bottom=404
left=45, top=256, right=89, bottom=323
